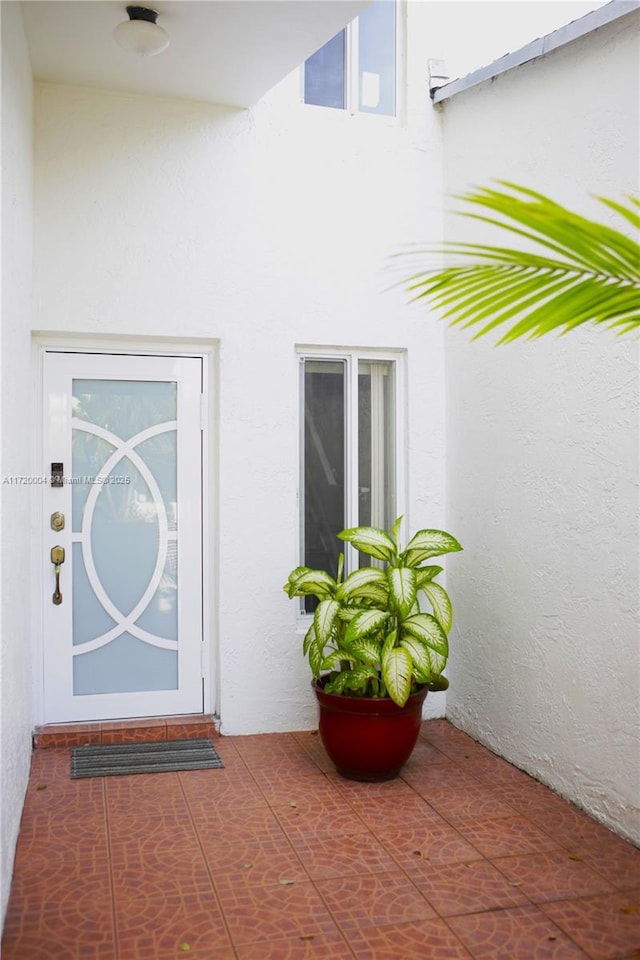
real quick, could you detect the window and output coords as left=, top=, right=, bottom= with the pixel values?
left=303, top=0, right=397, bottom=117
left=299, top=352, right=400, bottom=612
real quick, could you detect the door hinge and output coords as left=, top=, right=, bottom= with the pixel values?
left=200, top=394, right=206, bottom=431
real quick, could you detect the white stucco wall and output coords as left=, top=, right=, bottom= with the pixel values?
left=32, top=3, right=449, bottom=735
left=0, top=1, right=34, bottom=923
left=440, top=12, right=640, bottom=842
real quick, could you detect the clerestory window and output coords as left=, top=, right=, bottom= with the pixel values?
left=299, top=351, right=401, bottom=613
left=303, top=0, right=397, bottom=117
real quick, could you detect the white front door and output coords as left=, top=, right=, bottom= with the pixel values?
left=42, top=352, right=204, bottom=723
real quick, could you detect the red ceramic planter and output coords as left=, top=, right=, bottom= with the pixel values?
left=313, top=678, right=429, bottom=781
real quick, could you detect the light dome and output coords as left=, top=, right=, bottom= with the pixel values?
left=114, top=6, right=170, bottom=57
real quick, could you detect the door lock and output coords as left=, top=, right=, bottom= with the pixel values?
left=50, top=512, right=65, bottom=532
left=51, top=545, right=65, bottom=605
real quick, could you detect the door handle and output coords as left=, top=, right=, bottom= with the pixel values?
left=51, top=545, right=65, bottom=605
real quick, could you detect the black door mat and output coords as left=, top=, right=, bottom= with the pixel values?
left=71, top=738, right=224, bottom=778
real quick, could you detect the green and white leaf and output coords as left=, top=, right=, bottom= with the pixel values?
left=420, top=581, right=453, bottom=633
left=382, top=628, right=397, bottom=659
left=308, top=635, right=325, bottom=677
left=410, top=637, right=447, bottom=689
left=415, top=565, right=444, bottom=587
left=423, top=647, right=447, bottom=678
left=342, top=665, right=379, bottom=692
left=351, top=637, right=383, bottom=665
left=336, top=567, right=388, bottom=603
left=399, top=635, right=437, bottom=681
left=321, top=649, right=352, bottom=671
left=324, top=671, right=350, bottom=694
left=302, top=622, right=316, bottom=657
left=390, top=515, right=404, bottom=550
left=402, top=529, right=463, bottom=566
left=402, top=613, right=449, bottom=657
left=338, top=526, right=397, bottom=562
left=381, top=646, right=413, bottom=707
left=387, top=567, right=417, bottom=619
left=351, top=582, right=391, bottom=606
left=314, top=599, right=341, bottom=645
left=344, top=609, right=389, bottom=646
left=284, top=569, right=336, bottom=599
left=283, top=566, right=310, bottom=594
left=337, top=606, right=360, bottom=623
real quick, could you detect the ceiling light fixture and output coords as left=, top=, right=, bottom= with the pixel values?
left=114, top=6, right=170, bottom=57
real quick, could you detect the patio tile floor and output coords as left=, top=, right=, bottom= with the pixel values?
left=2, top=719, right=639, bottom=959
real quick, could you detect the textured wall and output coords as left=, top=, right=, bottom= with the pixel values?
left=32, top=2, right=449, bottom=735
left=441, top=13, right=640, bottom=842
left=0, top=2, right=34, bottom=923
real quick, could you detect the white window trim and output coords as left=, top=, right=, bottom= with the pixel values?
left=296, top=346, right=406, bottom=619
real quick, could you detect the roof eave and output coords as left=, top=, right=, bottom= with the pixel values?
left=432, top=0, right=640, bottom=104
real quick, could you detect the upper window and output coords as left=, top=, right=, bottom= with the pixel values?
left=299, top=352, right=400, bottom=611
left=303, top=1, right=397, bottom=117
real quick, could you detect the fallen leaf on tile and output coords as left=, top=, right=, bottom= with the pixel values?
left=279, top=878, right=295, bottom=886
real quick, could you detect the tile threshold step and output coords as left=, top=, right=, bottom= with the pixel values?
left=33, top=714, right=218, bottom=748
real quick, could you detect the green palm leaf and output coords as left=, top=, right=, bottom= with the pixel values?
left=394, top=183, right=640, bottom=343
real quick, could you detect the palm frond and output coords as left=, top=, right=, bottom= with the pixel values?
left=393, top=183, right=640, bottom=343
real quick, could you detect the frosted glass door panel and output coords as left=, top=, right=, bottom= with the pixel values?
left=71, top=380, right=178, bottom=695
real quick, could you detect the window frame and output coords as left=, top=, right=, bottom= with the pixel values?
left=300, top=1, right=401, bottom=119
left=296, top=347, right=406, bottom=618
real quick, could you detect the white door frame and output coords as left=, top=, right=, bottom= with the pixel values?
left=32, top=335, right=218, bottom=725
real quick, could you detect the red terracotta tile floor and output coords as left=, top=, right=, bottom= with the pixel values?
left=3, top=720, right=639, bottom=959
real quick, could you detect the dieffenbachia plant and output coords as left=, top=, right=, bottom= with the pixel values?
left=283, top=517, right=462, bottom=707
